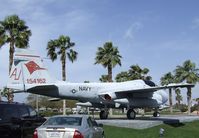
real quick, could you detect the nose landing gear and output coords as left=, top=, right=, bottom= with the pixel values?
left=153, top=111, right=160, bottom=117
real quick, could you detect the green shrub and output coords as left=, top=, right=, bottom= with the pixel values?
left=179, top=104, right=188, bottom=112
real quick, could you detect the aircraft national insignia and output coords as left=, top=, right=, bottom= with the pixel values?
left=71, top=89, right=77, bottom=94
left=25, top=61, right=46, bottom=75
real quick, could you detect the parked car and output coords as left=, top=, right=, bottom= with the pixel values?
left=0, top=101, right=46, bottom=138
left=33, top=115, right=105, bottom=138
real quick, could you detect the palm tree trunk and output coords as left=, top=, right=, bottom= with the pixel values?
left=62, top=58, right=66, bottom=81
left=169, top=88, right=173, bottom=113
left=187, top=87, right=192, bottom=115
left=0, top=94, right=1, bottom=101
left=108, top=64, right=112, bottom=82
left=62, top=58, right=66, bottom=115
left=8, top=42, right=15, bottom=102
left=9, top=41, right=15, bottom=73
left=177, top=100, right=180, bottom=109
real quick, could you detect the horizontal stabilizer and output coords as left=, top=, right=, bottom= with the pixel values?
left=27, top=85, right=59, bottom=97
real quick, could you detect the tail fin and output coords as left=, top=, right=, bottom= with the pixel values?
left=7, top=48, right=55, bottom=91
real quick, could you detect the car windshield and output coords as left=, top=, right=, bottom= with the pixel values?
left=43, top=117, right=82, bottom=126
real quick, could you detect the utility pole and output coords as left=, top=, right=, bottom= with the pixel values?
left=63, top=99, right=66, bottom=115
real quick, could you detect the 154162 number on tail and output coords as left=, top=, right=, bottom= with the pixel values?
left=27, top=78, right=46, bottom=84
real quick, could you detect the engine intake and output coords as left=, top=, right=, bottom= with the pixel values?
left=104, top=94, right=112, bottom=101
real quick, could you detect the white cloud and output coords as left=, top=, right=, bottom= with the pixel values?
left=124, top=22, right=143, bottom=39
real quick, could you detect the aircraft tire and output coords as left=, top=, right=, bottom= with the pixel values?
left=99, top=110, right=108, bottom=119
left=127, top=109, right=136, bottom=119
left=153, top=111, right=160, bottom=117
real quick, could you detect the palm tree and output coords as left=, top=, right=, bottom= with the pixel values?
left=0, top=88, right=2, bottom=101
left=160, top=72, right=175, bottom=113
left=95, top=42, right=122, bottom=82
left=0, top=15, right=31, bottom=72
left=129, top=65, right=152, bottom=80
left=115, top=71, right=130, bottom=82
left=47, top=35, right=78, bottom=115
left=175, top=60, right=199, bottom=115
left=0, top=87, right=10, bottom=101
left=0, top=15, right=31, bottom=102
left=115, top=65, right=152, bottom=82
left=99, top=75, right=109, bottom=82
left=175, top=88, right=182, bottom=107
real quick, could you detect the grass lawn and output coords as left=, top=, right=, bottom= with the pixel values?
left=104, top=120, right=199, bottom=138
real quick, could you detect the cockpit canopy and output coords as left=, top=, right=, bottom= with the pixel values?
left=144, top=80, right=156, bottom=87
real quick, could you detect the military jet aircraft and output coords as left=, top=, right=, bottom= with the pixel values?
left=7, top=49, right=194, bottom=119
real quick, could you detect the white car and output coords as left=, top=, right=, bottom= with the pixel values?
left=33, top=115, right=105, bottom=138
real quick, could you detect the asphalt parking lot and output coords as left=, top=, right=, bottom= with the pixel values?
left=96, top=115, right=199, bottom=129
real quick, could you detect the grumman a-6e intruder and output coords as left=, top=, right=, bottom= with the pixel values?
left=7, top=49, right=194, bottom=119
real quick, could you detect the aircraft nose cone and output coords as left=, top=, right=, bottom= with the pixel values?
left=160, top=90, right=168, bottom=103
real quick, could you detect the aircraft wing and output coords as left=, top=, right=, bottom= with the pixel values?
left=117, top=83, right=194, bottom=93
left=99, top=83, right=195, bottom=100
left=26, top=85, right=60, bottom=97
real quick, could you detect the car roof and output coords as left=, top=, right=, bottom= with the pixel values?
left=0, top=101, right=26, bottom=106
left=49, top=114, right=90, bottom=119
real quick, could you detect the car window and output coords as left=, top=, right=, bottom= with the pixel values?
left=43, top=117, right=82, bottom=126
left=28, top=106, right=37, bottom=117
left=0, top=104, right=19, bottom=121
left=18, top=106, right=29, bottom=117
left=90, top=118, right=98, bottom=127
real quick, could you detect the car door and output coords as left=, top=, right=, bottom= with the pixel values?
left=87, top=117, right=98, bottom=138
left=0, top=104, right=21, bottom=138
left=18, top=105, right=35, bottom=138
left=90, top=118, right=103, bottom=138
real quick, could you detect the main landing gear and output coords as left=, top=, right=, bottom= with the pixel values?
left=126, top=109, right=160, bottom=119
left=99, top=109, right=137, bottom=120
left=99, top=110, right=109, bottom=119
left=127, top=109, right=136, bottom=119
left=99, top=108, right=160, bottom=119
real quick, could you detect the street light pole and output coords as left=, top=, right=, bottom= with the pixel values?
left=63, top=99, right=66, bottom=115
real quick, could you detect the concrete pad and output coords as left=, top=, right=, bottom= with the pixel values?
left=96, top=115, right=199, bottom=129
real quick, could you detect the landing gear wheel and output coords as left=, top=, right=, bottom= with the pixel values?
left=100, top=110, right=108, bottom=119
left=127, top=109, right=136, bottom=119
left=153, top=111, right=160, bottom=117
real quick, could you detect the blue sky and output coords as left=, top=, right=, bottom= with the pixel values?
left=0, top=0, right=199, bottom=103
